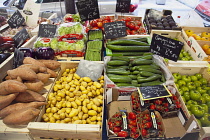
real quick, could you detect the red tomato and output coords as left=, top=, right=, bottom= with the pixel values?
left=96, top=18, right=103, bottom=22
left=97, top=22, right=103, bottom=28
left=134, top=133, right=139, bottom=138
left=141, top=129, right=148, bottom=137
left=90, top=20, right=97, bottom=27
left=115, top=120, right=121, bottom=126
left=118, top=131, right=128, bottom=137
left=85, top=27, right=90, bottom=33
left=129, top=120, right=137, bottom=127
left=128, top=112, right=136, bottom=120
left=134, top=26, right=140, bottom=30
left=154, top=99, right=162, bottom=105
left=125, top=17, right=132, bottom=22
left=163, top=103, right=169, bottom=107
left=108, top=122, right=114, bottom=129
left=143, top=114, right=151, bottom=121
left=129, top=23, right=135, bottom=30
left=150, top=104, right=156, bottom=110
left=125, top=21, right=130, bottom=27
left=103, top=20, right=109, bottom=24
left=126, top=29, right=131, bottom=35
left=131, top=127, right=137, bottom=133
left=103, top=16, right=111, bottom=21
left=113, top=126, right=121, bottom=132
left=135, top=20, right=142, bottom=26
left=144, top=122, right=152, bottom=129
left=128, top=124, right=134, bottom=129
left=130, top=30, right=137, bottom=35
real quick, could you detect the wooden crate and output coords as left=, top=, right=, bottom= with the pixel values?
left=28, top=61, right=104, bottom=140
left=181, top=26, right=210, bottom=42
left=150, top=30, right=209, bottom=62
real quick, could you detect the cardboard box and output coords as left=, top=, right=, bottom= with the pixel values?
left=107, top=88, right=200, bottom=140
left=27, top=61, right=104, bottom=140
left=143, top=9, right=182, bottom=34
left=150, top=30, right=209, bottom=62
left=167, top=63, right=210, bottom=140
left=181, top=26, right=210, bottom=42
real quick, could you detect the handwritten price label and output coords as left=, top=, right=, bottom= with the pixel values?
left=116, top=0, right=131, bottom=13
left=38, top=24, right=57, bottom=38
left=7, top=10, right=25, bottom=28
left=13, top=28, right=30, bottom=47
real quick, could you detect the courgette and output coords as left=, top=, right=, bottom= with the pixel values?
left=106, top=44, right=150, bottom=52
left=140, top=80, right=163, bottom=87
left=116, top=83, right=134, bottom=87
left=137, top=74, right=162, bottom=83
left=107, top=69, right=130, bottom=75
left=137, top=68, right=162, bottom=74
left=107, top=60, right=129, bottom=66
left=108, top=75, right=132, bottom=83
left=131, top=37, right=148, bottom=43
left=107, top=65, right=130, bottom=70
left=132, top=71, right=139, bottom=75
left=133, top=64, right=160, bottom=70
left=128, top=75, right=137, bottom=80
left=111, top=56, right=130, bottom=62
left=108, top=39, right=149, bottom=46
left=131, top=80, right=138, bottom=85
left=139, top=55, right=153, bottom=60
left=112, top=52, right=146, bottom=56
left=139, top=71, right=158, bottom=77
left=131, top=58, right=153, bottom=65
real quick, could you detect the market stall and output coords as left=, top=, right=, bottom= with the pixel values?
left=0, top=0, right=209, bottom=140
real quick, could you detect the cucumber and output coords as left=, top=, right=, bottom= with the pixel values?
left=143, top=52, right=153, bottom=56
left=111, top=56, right=130, bottom=62
left=128, top=75, right=137, bottom=80
left=140, top=55, right=153, bottom=60
left=133, top=64, right=160, bottom=70
left=107, top=65, right=130, bottom=70
left=139, top=71, right=158, bottom=77
left=131, top=58, right=153, bottom=65
left=130, top=37, right=148, bottom=43
left=137, top=68, right=162, bottom=74
left=116, top=83, right=134, bottom=87
left=112, top=52, right=146, bottom=56
left=140, top=80, right=163, bottom=87
left=131, top=80, right=138, bottom=85
left=137, top=74, right=162, bottom=83
left=108, top=39, right=149, bottom=46
left=107, top=60, right=129, bottom=66
left=106, top=44, right=150, bottom=52
left=132, top=71, right=139, bottom=75
left=107, top=69, right=130, bottom=75
left=108, top=75, right=132, bottom=83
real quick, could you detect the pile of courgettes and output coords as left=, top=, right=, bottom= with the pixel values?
left=106, top=38, right=150, bottom=56
left=106, top=54, right=166, bottom=87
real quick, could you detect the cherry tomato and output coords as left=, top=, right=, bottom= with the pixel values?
left=154, top=99, right=162, bottom=105
left=143, top=114, right=151, bottom=121
left=135, top=20, right=142, bottom=26
left=129, top=23, right=135, bottom=30
left=126, top=29, right=131, bottom=35
left=113, top=126, right=121, bottom=132
left=103, top=20, right=109, bottom=24
left=103, top=16, right=111, bottom=21
left=131, top=127, right=137, bottom=133
left=130, top=30, right=137, bottom=35
left=85, top=27, right=90, bottom=33
left=125, top=17, right=132, bottom=22
left=97, top=22, right=103, bottom=28
left=126, top=21, right=130, bottom=27
left=141, top=129, right=148, bottom=137
left=163, top=103, right=169, bottom=107
left=115, top=120, right=121, bottom=126
left=128, top=112, right=136, bottom=120
left=129, top=120, right=137, bottom=126
left=90, top=20, right=97, bottom=27
left=134, top=26, right=140, bottom=30
left=150, top=104, right=156, bottom=110
left=144, top=122, right=152, bottom=129
left=118, top=131, right=128, bottom=137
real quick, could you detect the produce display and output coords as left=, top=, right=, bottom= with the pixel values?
left=87, top=16, right=146, bottom=35
left=42, top=67, right=104, bottom=125
left=202, top=44, right=210, bottom=55
left=0, top=57, right=60, bottom=126
left=178, top=49, right=193, bottom=61
left=108, top=111, right=140, bottom=138
left=137, top=110, right=164, bottom=139
left=173, top=73, right=210, bottom=127
left=185, top=30, right=210, bottom=41
left=131, top=91, right=181, bottom=116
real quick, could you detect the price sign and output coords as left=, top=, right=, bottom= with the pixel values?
left=150, top=34, right=184, bottom=62
left=138, top=85, right=172, bottom=100
left=38, top=24, right=57, bottom=38
left=0, top=9, right=8, bottom=18
left=76, top=0, right=100, bottom=21
left=104, top=21, right=127, bottom=39
left=13, top=28, right=30, bottom=48
left=116, top=0, right=131, bottom=13
left=7, top=10, right=25, bottom=28
left=13, top=48, right=24, bottom=69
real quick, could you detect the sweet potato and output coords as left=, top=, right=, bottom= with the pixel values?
left=0, top=80, right=27, bottom=95
left=7, top=67, right=37, bottom=81
left=0, top=93, right=18, bottom=110
left=3, top=107, right=40, bottom=125
left=46, top=68, right=57, bottom=78
left=23, top=57, right=45, bottom=67
left=39, top=66, right=47, bottom=73
left=0, top=102, right=47, bottom=118
left=19, top=64, right=40, bottom=73
left=39, top=60, right=61, bottom=70
left=15, top=90, right=46, bottom=103
left=5, top=76, right=23, bottom=83
left=37, top=73, right=50, bottom=83
left=24, top=79, right=44, bottom=92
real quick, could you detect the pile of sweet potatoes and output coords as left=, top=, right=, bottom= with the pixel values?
left=0, top=57, right=60, bottom=126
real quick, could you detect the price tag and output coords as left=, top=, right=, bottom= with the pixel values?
left=150, top=34, right=184, bottom=62
left=116, top=0, right=131, bottom=13
left=137, top=85, right=172, bottom=100
left=13, top=28, right=30, bottom=48
left=38, top=24, right=57, bottom=38
left=13, top=48, right=24, bottom=69
left=76, top=0, right=100, bottom=21
left=7, top=10, right=25, bottom=28
left=0, top=9, right=8, bottom=18
left=104, top=21, right=127, bottom=39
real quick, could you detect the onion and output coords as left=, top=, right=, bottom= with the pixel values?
left=35, top=47, right=55, bottom=60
